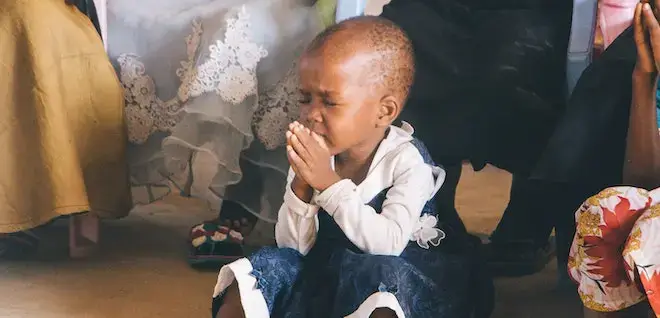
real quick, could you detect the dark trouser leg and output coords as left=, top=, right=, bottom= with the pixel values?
left=436, top=164, right=467, bottom=236
left=219, top=157, right=264, bottom=234
left=488, top=173, right=598, bottom=277
left=488, top=174, right=571, bottom=276
left=489, top=174, right=554, bottom=247
left=553, top=183, right=580, bottom=282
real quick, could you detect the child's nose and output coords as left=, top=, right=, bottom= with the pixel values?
left=303, top=104, right=323, bottom=124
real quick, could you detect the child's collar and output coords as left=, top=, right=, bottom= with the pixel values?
left=398, top=121, right=415, bottom=135
left=383, top=121, right=415, bottom=145
left=330, top=121, right=416, bottom=173
left=363, top=121, right=416, bottom=174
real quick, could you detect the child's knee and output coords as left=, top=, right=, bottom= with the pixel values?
left=250, top=246, right=303, bottom=266
left=345, top=256, right=413, bottom=293
left=369, top=308, right=398, bottom=318
left=224, top=282, right=241, bottom=303
left=248, top=246, right=304, bottom=288
left=215, top=282, right=245, bottom=318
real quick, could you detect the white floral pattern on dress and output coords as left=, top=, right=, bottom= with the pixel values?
left=253, top=61, right=301, bottom=150
left=117, top=7, right=268, bottom=144
left=118, top=20, right=203, bottom=144
left=410, top=214, right=446, bottom=249
left=183, top=8, right=268, bottom=104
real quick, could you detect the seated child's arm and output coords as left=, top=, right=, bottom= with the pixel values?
left=315, top=145, right=439, bottom=256
left=274, top=168, right=319, bottom=255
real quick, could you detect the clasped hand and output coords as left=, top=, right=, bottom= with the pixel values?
left=634, top=0, right=660, bottom=75
left=286, top=122, right=341, bottom=193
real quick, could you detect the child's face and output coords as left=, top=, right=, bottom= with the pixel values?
left=298, top=53, right=382, bottom=155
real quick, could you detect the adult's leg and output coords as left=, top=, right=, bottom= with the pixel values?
left=219, top=157, right=264, bottom=236
left=435, top=164, right=468, bottom=236
left=189, top=155, right=267, bottom=264
left=490, top=175, right=555, bottom=247
left=488, top=175, right=605, bottom=277
left=383, top=0, right=572, bottom=277
left=219, top=142, right=288, bottom=244
left=528, top=26, right=639, bottom=277
left=469, top=0, right=573, bottom=275
left=486, top=175, right=557, bottom=276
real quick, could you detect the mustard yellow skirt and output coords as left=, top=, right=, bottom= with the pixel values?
left=0, top=0, right=132, bottom=233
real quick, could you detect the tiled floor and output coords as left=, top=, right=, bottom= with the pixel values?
left=0, top=165, right=583, bottom=317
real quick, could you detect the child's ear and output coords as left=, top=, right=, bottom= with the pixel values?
left=377, top=95, right=400, bottom=127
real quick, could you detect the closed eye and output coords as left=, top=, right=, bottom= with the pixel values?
left=298, top=91, right=311, bottom=104
left=323, top=99, right=338, bottom=106
left=297, top=90, right=340, bottom=106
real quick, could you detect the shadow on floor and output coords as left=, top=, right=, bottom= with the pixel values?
left=0, top=165, right=583, bottom=317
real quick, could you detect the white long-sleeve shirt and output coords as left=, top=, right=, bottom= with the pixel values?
left=275, top=122, right=446, bottom=256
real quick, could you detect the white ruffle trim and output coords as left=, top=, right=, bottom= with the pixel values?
left=213, top=260, right=406, bottom=318
left=345, top=292, right=405, bottom=318
left=213, top=258, right=269, bottom=318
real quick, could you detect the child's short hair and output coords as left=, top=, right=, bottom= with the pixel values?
left=305, top=16, right=415, bottom=103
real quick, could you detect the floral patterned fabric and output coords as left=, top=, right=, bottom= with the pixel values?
left=569, top=186, right=660, bottom=314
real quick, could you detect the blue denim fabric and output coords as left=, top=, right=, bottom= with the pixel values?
left=212, top=139, right=473, bottom=317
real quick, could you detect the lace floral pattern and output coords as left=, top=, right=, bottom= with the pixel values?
left=118, top=20, right=202, bottom=144
left=117, top=7, right=268, bottom=144
left=183, top=8, right=268, bottom=104
left=411, top=214, right=446, bottom=249
left=253, top=62, right=301, bottom=150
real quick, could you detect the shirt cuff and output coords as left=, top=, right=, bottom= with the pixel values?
left=314, top=179, right=357, bottom=216
left=284, top=185, right=318, bottom=218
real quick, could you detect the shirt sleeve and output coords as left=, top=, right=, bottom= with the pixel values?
left=274, top=169, right=319, bottom=255
left=314, top=149, right=437, bottom=256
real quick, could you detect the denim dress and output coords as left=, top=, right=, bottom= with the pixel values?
left=211, top=139, right=485, bottom=317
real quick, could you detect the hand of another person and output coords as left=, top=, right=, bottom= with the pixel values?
left=634, top=1, right=660, bottom=76
left=286, top=121, right=340, bottom=192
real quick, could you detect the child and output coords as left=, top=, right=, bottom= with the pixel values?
left=212, top=16, right=493, bottom=318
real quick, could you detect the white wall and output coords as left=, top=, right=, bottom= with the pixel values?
left=365, top=0, right=390, bottom=15
left=93, top=0, right=108, bottom=50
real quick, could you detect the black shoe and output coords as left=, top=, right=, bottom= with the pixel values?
left=484, top=238, right=556, bottom=277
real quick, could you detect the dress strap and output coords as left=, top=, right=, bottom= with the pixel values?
left=408, top=137, right=445, bottom=201
left=429, top=165, right=446, bottom=200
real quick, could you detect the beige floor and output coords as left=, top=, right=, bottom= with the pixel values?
left=0, top=165, right=583, bottom=317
